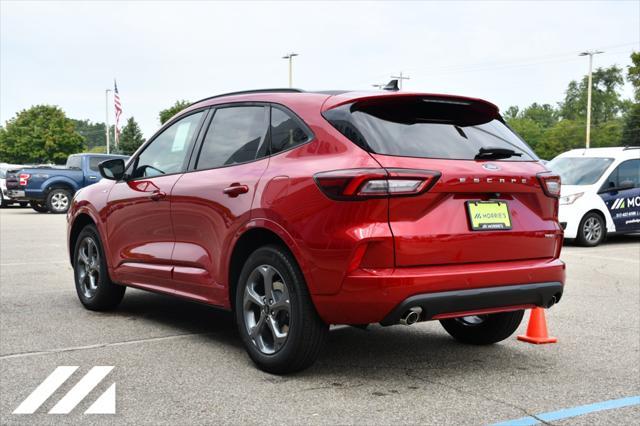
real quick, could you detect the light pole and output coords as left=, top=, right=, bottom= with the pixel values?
left=579, top=50, right=603, bottom=149
left=282, top=53, right=299, bottom=88
left=105, top=89, right=112, bottom=154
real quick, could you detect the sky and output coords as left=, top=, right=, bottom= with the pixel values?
left=1, top=0, right=638, bottom=138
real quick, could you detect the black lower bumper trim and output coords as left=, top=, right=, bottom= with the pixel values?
left=380, top=282, right=563, bottom=326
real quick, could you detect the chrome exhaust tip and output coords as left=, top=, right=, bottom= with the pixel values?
left=399, top=307, right=422, bottom=326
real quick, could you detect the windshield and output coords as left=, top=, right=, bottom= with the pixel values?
left=547, top=157, right=614, bottom=185
left=323, top=98, right=538, bottom=161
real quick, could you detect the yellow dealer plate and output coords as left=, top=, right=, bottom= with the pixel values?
left=466, top=201, right=512, bottom=231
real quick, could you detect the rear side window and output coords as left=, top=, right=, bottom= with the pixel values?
left=270, top=107, right=311, bottom=154
left=66, top=156, right=82, bottom=169
left=89, top=157, right=103, bottom=172
left=196, top=106, right=268, bottom=170
left=323, top=98, right=537, bottom=161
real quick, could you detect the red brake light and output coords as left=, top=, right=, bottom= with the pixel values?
left=19, top=173, right=30, bottom=186
left=537, top=173, right=561, bottom=198
left=314, top=168, right=440, bottom=200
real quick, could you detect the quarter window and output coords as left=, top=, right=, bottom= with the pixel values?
left=130, top=111, right=204, bottom=179
left=270, top=107, right=311, bottom=154
left=196, top=106, right=268, bottom=170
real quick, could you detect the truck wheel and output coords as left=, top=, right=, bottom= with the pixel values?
left=576, top=212, right=605, bottom=247
left=235, top=245, right=328, bottom=374
left=73, top=224, right=125, bottom=310
left=46, top=188, right=72, bottom=214
left=440, top=310, right=525, bottom=345
left=30, top=201, right=49, bottom=213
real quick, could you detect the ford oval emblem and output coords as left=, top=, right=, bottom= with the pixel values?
left=482, top=163, right=500, bottom=171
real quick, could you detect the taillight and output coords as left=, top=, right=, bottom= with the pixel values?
left=314, top=168, right=440, bottom=200
left=537, top=173, right=561, bottom=198
left=19, top=173, right=30, bottom=186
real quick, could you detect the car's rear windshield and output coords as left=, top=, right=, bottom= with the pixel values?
left=322, top=97, right=538, bottom=161
left=547, top=156, right=614, bottom=185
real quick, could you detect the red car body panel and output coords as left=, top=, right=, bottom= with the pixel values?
left=68, top=90, right=565, bottom=326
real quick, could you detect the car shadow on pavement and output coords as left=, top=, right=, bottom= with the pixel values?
left=111, top=290, right=551, bottom=378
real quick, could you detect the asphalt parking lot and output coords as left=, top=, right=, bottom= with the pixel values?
left=0, top=208, right=638, bottom=425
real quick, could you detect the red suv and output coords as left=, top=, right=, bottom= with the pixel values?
left=68, top=89, right=565, bottom=373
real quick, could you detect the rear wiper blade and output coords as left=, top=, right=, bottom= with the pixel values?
left=475, top=147, right=522, bottom=160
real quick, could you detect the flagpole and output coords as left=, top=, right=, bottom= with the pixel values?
left=105, top=89, right=111, bottom=154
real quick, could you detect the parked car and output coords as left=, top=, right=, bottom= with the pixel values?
left=0, top=164, right=29, bottom=208
left=67, top=89, right=565, bottom=374
left=6, top=153, right=128, bottom=213
left=548, top=146, right=640, bottom=246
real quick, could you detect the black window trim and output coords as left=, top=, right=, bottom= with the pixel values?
left=184, top=101, right=316, bottom=174
left=122, top=107, right=210, bottom=182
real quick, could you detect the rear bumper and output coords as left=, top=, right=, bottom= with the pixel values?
left=312, top=258, right=565, bottom=325
left=380, top=282, right=562, bottom=325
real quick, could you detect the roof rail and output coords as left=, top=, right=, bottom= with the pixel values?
left=189, top=88, right=305, bottom=107
left=623, top=146, right=640, bottom=150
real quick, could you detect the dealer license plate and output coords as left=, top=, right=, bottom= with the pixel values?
left=466, top=201, right=512, bottom=231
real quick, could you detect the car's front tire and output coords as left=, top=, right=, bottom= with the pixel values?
left=440, top=310, right=525, bottom=345
left=576, top=212, right=605, bottom=247
left=46, top=188, right=72, bottom=214
left=235, top=245, right=328, bottom=374
left=73, top=225, right=125, bottom=311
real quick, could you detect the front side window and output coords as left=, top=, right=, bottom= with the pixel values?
left=196, top=106, right=268, bottom=170
left=548, top=157, right=614, bottom=186
left=89, top=157, right=104, bottom=172
left=130, top=111, right=204, bottom=179
left=270, top=107, right=311, bottom=154
left=601, top=159, right=640, bottom=190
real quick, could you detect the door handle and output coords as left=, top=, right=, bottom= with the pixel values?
left=223, top=184, right=249, bottom=198
left=149, top=190, right=166, bottom=201
left=88, top=176, right=98, bottom=180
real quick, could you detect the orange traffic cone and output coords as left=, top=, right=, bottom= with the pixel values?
left=517, top=307, right=557, bottom=344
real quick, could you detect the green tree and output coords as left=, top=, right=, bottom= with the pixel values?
left=70, top=119, right=106, bottom=150
left=118, top=117, right=146, bottom=155
left=0, top=105, right=85, bottom=164
left=503, top=106, right=520, bottom=121
left=520, top=103, right=558, bottom=128
left=621, top=103, right=640, bottom=144
left=627, top=51, right=640, bottom=101
left=559, top=65, right=626, bottom=124
left=536, top=120, right=584, bottom=159
left=159, top=100, right=191, bottom=125
left=506, top=118, right=544, bottom=152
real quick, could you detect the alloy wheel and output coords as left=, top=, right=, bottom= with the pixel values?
left=242, top=265, right=291, bottom=355
left=77, top=237, right=100, bottom=298
left=583, top=217, right=602, bottom=243
left=51, top=192, right=69, bottom=212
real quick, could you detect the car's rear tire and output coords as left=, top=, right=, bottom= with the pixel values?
left=440, top=310, right=525, bottom=345
left=30, top=201, right=48, bottom=213
left=46, top=188, right=72, bottom=214
left=576, top=212, right=605, bottom=247
left=73, top=224, right=125, bottom=311
left=235, top=245, right=328, bottom=374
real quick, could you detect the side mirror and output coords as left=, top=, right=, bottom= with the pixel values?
left=98, top=159, right=125, bottom=180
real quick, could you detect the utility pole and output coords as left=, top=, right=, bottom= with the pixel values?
left=579, top=50, right=603, bottom=149
left=105, top=89, right=112, bottom=154
left=282, top=53, right=299, bottom=88
left=390, top=72, right=410, bottom=90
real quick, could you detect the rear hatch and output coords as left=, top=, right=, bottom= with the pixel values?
left=323, top=94, right=562, bottom=267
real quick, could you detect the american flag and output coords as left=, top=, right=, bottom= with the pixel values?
left=114, top=80, right=122, bottom=148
